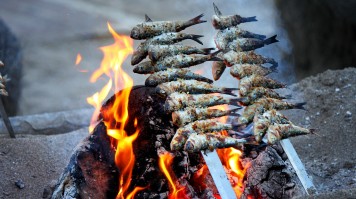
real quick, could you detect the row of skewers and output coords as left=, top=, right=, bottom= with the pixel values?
left=129, top=4, right=314, bottom=153
left=130, top=13, right=247, bottom=152
left=210, top=3, right=315, bottom=144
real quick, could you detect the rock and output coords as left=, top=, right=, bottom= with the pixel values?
left=14, top=179, right=25, bottom=189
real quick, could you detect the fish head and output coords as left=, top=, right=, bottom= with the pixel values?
left=171, top=112, right=182, bottom=126
left=211, top=15, right=221, bottom=29
left=131, top=49, right=147, bottom=65
left=130, top=26, right=142, bottom=40
left=155, top=87, right=168, bottom=98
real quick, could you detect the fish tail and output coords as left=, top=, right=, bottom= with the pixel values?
left=228, top=107, right=242, bottom=116
left=202, top=47, right=215, bottom=55
left=222, top=87, right=239, bottom=96
left=266, top=57, right=278, bottom=67
left=294, top=102, right=307, bottom=110
left=282, top=94, right=292, bottom=99
left=270, top=65, right=278, bottom=73
left=264, top=35, right=278, bottom=45
left=240, top=16, right=257, bottom=23
left=191, top=34, right=204, bottom=45
left=186, top=14, right=207, bottom=27
left=232, top=123, right=246, bottom=132
left=309, top=128, right=317, bottom=134
left=208, top=49, right=223, bottom=61
left=228, top=97, right=243, bottom=106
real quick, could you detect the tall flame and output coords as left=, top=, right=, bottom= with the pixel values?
left=85, top=22, right=144, bottom=198
left=158, top=152, right=188, bottom=199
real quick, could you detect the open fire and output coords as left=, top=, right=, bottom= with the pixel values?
left=82, top=23, right=249, bottom=198
left=52, top=4, right=310, bottom=199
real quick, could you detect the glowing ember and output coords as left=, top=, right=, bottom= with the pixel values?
left=85, top=22, right=143, bottom=198
left=158, top=152, right=188, bottom=199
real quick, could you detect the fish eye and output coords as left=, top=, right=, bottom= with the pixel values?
left=157, top=90, right=167, bottom=98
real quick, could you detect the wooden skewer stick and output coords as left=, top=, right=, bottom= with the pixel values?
left=0, top=96, right=15, bottom=138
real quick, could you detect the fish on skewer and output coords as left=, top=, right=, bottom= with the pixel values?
left=212, top=61, right=227, bottom=81
left=164, top=92, right=242, bottom=113
left=222, top=50, right=278, bottom=67
left=267, top=124, right=315, bottom=145
left=225, top=35, right=278, bottom=52
left=253, top=110, right=291, bottom=142
left=239, top=87, right=287, bottom=105
left=212, top=3, right=257, bottom=30
left=130, top=14, right=206, bottom=40
left=170, top=119, right=234, bottom=150
left=148, top=44, right=214, bottom=61
left=230, top=64, right=277, bottom=79
left=133, top=53, right=221, bottom=74
left=145, top=68, right=213, bottom=87
left=155, top=79, right=238, bottom=98
left=215, top=27, right=266, bottom=49
left=239, top=74, right=286, bottom=96
left=131, top=33, right=204, bottom=65
left=238, top=98, right=306, bottom=125
left=184, top=132, right=246, bottom=153
left=172, top=107, right=240, bottom=127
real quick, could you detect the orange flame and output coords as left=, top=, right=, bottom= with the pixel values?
left=75, top=53, right=82, bottom=65
left=217, top=147, right=250, bottom=198
left=158, top=152, right=188, bottom=199
left=74, top=53, right=88, bottom=72
left=85, top=22, right=144, bottom=198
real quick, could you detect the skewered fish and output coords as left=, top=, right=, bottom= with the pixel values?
left=184, top=132, right=246, bottom=152
left=212, top=3, right=256, bottom=30
left=225, top=35, right=278, bottom=52
left=130, top=14, right=206, bottom=40
left=267, top=124, right=315, bottom=145
left=253, top=110, right=291, bottom=142
left=239, top=74, right=286, bottom=96
left=215, top=27, right=266, bottom=49
left=145, top=68, right=213, bottom=87
left=148, top=44, right=214, bottom=61
left=230, top=64, right=276, bottom=79
left=172, top=107, right=240, bottom=127
left=239, top=87, right=286, bottom=105
left=222, top=50, right=277, bottom=67
left=212, top=61, right=226, bottom=81
left=164, top=93, right=242, bottom=113
left=133, top=53, right=220, bottom=74
left=238, top=98, right=305, bottom=125
left=170, top=119, right=234, bottom=150
left=155, top=79, right=238, bottom=97
left=131, top=33, right=204, bottom=65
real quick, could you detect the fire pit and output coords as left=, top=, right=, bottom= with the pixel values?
left=51, top=4, right=312, bottom=199
left=51, top=86, right=305, bottom=199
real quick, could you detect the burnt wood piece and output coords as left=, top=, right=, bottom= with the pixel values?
left=241, top=145, right=305, bottom=199
left=51, top=122, right=118, bottom=199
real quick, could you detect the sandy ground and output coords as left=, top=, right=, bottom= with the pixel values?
left=0, top=0, right=355, bottom=198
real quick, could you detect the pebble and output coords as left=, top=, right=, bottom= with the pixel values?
left=15, top=179, right=25, bottom=189
left=345, top=111, right=352, bottom=117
